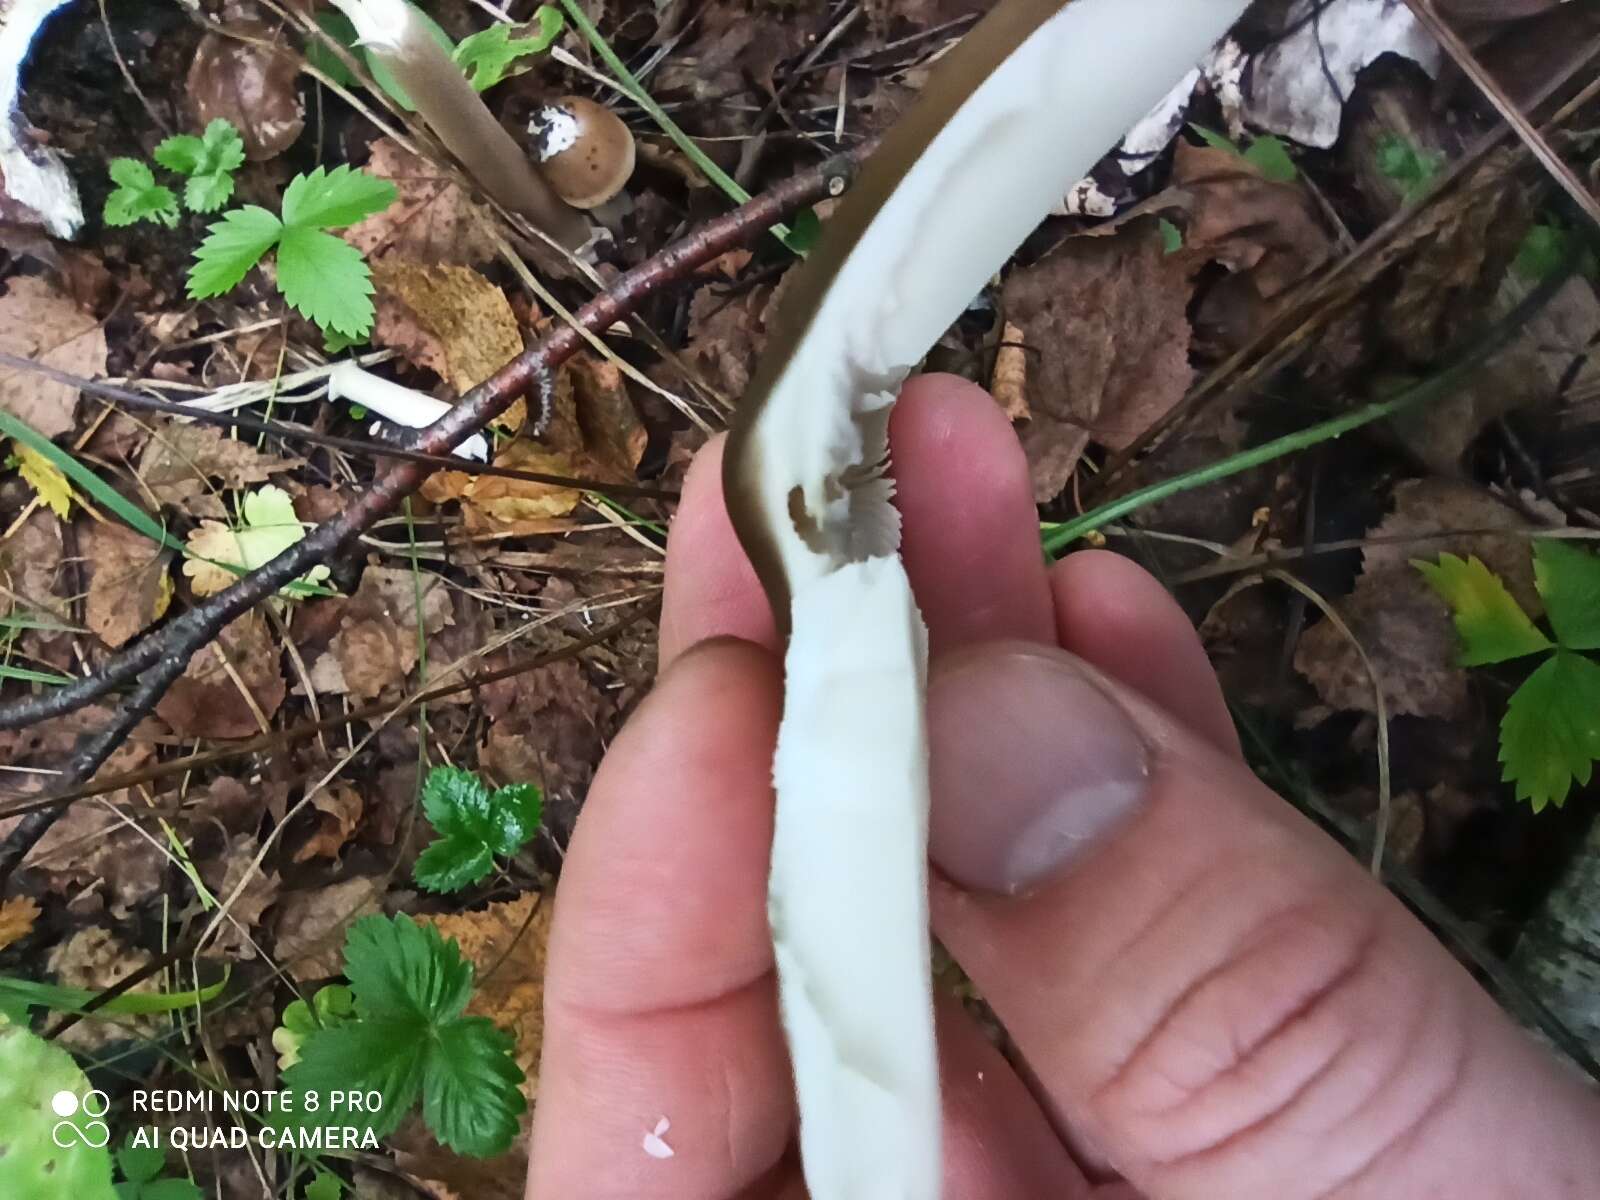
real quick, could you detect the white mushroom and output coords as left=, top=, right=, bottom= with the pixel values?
left=327, top=361, right=488, bottom=462
left=722, top=0, right=1249, bottom=1196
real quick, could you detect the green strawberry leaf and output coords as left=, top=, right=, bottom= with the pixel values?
left=1414, top=553, right=1553, bottom=665
left=1534, top=538, right=1600, bottom=651
left=414, top=767, right=542, bottom=893
left=187, top=205, right=283, bottom=298
left=1501, top=650, right=1600, bottom=811
left=104, top=159, right=179, bottom=228
left=275, top=225, right=376, bottom=339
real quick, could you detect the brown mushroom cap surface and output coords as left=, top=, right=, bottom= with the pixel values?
left=529, top=96, right=636, bottom=209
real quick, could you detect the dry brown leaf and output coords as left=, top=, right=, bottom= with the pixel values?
left=347, top=138, right=499, bottom=266
left=1002, top=221, right=1194, bottom=502
left=138, top=419, right=301, bottom=518
left=46, top=927, right=161, bottom=1051
left=1380, top=153, right=1526, bottom=365
left=0, top=508, right=66, bottom=622
left=0, top=275, right=107, bottom=438
left=683, top=282, right=774, bottom=402
left=422, top=350, right=644, bottom=534
left=293, top=785, right=364, bottom=863
left=200, top=833, right=281, bottom=959
left=187, top=26, right=304, bottom=160
left=82, top=522, right=172, bottom=649
left=273, top=877, right=383, bottom=980
left=371, top=260, right=524, bottom=396
left=0, top=895, right=40, bottom=950
left=1294, top=480, right=1548, bottom=719
left=311, top=565, right=454, bottom=700
left=156, top=611, right=285, bottom=738
left=1171, top=141, right=1332, bottom=353
left=481, top=656, right=611, bottom=843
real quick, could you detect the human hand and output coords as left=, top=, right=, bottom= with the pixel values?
left=526, top=375, right=1600, bottom=1198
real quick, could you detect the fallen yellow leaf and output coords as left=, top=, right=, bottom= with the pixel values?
left=0, top=895, right=41, bottom=951
left=13, top=442, right=72, bottom=518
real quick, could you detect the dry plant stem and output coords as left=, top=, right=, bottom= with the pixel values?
left=1405, top=0, right=1600, bottom=229
left=0, top=150, right=865, bottom=886
left=0, top=598, right=659, bottom=824
left=1088, top=31, right=1600, bottom=503
left=0, top=353, right=678, bottom=500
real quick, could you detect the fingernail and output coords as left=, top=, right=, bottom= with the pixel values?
left=928, top=646, right=1150, bottom=895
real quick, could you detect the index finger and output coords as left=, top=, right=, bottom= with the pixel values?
left=659, top=374, right=1054, bottom=666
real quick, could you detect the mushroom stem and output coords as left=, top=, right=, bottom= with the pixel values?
left=327, top=0, right=589, bottom=249
left=723, top=1, right=1252, bottom=1196
left=327, top=361, right=489, bottom=461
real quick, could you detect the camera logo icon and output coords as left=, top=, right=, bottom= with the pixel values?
left=49, top=1088, right=110, bottom=1149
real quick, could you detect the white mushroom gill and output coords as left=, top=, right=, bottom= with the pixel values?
left=723, top=1, right=1247, bottom=1197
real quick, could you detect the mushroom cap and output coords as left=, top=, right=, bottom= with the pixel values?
left=529, top=96, right=635, bottom=209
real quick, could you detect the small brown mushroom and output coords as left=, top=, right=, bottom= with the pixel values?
left=528, top=97, right=636, bottom=210
left=187, top=25, right=305, bottom=161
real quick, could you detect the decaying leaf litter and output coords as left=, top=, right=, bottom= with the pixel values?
left=0, top=0, right=1598, bottom=1192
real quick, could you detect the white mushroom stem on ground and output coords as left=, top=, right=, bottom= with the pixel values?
left=722, top=0, right=1249, bottom=1195
left=327, top=361, right=488, bottom=462
left=325, top=0, right=589, bottom=249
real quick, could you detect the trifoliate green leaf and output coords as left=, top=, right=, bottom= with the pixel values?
left=115, top=1142, right=164, bottom=1186
left=1534, top=539, right=1600, bottom=651
left=1414, top=553, right=1552, bottom=665
left=453, top=8, right=564, bottom=90
left=304, top=1172, right=344, bottom=1200
left=1501, top=650, right=1600, bottom=811
left=414, top=767, right=543, bottom=893
left=184, top=171, right=234, bottom=214
left=275, top=225, right=376, bottom=339
left=187, top=205, right=283, bottom=298
left=156, top=120, right=245, bottom=178
left=104, top=158, right=179, bottom=228
left=281, top=164, right=398, bottom=230
left=282, top=915, right=525, bottom=1157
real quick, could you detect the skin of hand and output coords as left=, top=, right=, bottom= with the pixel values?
left=526, top=375, right=1600, bottom=1199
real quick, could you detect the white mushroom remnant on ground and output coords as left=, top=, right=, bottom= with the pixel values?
left=722, top=0, right=1249, bottom=1196
left=327, top=361, right=488, bottom=462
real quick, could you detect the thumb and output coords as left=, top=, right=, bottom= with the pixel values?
left=927, top=641, right=1600, bottom=1200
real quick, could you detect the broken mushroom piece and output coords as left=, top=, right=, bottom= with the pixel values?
left=325, top=0, right=589, bottom=249
left=528, top=96, right=636, bottom=210
left=723, top=0, right=1249, bottom=1195
left=327, top=361, right=488, bottom=462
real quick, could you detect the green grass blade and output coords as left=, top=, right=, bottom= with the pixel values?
left=0, top=969, right=229, bottom=1017
left=0, top=663, right=72, bottom=685
left=0, top=408, right=184, bottom=552
left=556, top=0, right=801, bottom=253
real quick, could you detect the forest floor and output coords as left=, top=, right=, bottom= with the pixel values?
left=0, top=0, right=1598, bottom=1197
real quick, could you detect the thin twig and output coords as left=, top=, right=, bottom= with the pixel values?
left=1088, top=33, right=1600, bottom=503
left=0, top=353, right=678, bottom=501
left=0, top=148, right=865, bottom=886
left=1406, top=0, right=1600, bottom=229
